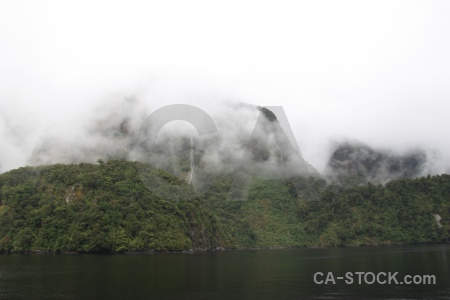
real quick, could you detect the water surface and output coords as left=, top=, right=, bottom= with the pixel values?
left=1, top=244, right=449, bottom=299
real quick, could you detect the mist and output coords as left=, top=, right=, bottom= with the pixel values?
left=1, top=0, right=450, bottom=177
left=22, top=95, right=310, bottom=184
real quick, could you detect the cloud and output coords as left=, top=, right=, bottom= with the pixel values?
left=1, top=0, right=449, bottom=175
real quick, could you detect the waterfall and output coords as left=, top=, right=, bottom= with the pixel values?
left=189, top=137, right=194, bottom=185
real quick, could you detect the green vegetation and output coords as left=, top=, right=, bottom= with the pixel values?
left=205, top=174, right=449, bottom=248
left=0, top=161, right=229, bottom=253
left=0, top=160, right=449, bottom=253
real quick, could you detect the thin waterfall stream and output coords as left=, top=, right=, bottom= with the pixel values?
left=189, top=137, right=194, bottom=185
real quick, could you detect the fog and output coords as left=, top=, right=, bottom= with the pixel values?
left=1, top=0, right=450, bottom=176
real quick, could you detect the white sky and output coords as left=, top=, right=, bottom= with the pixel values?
left=1, top=0, right=450, bottom=173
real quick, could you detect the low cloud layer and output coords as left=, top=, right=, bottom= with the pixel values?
left=1, top=92, right=448, bottom=187
left=1, top=1, right=450, bottom=176
left=24, top=97, right=310, bottom=183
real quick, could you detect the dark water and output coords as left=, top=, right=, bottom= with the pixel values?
left=0, top=245, right=449, bottom=299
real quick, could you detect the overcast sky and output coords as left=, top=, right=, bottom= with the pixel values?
left=1, top=0, right=449, bottom=173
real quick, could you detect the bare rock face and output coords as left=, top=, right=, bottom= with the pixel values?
left=324, top=141, right=426, bottom=186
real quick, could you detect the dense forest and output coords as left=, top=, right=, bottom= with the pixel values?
left=0, top=160, right=449, bottom=253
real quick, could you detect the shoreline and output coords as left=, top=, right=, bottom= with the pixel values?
left=2, top=241, right=448, bottom=255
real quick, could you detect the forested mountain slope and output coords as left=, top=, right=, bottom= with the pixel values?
left=0, top=160, right=449, bottom=253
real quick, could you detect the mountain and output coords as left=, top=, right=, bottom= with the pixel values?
left=1, top=103, right=448, bottom=253
left=324, top=141, right=427, bottom=186
left=0, top=161, right=230, bottom=253
left=0, top=160, right=448, bottom=253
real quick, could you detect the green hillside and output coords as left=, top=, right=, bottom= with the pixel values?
left=205, top=173, right=450, bottom=248
left=0, top=160, right=449, bottom=253
left=0, top=161, right=230, bottom=253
